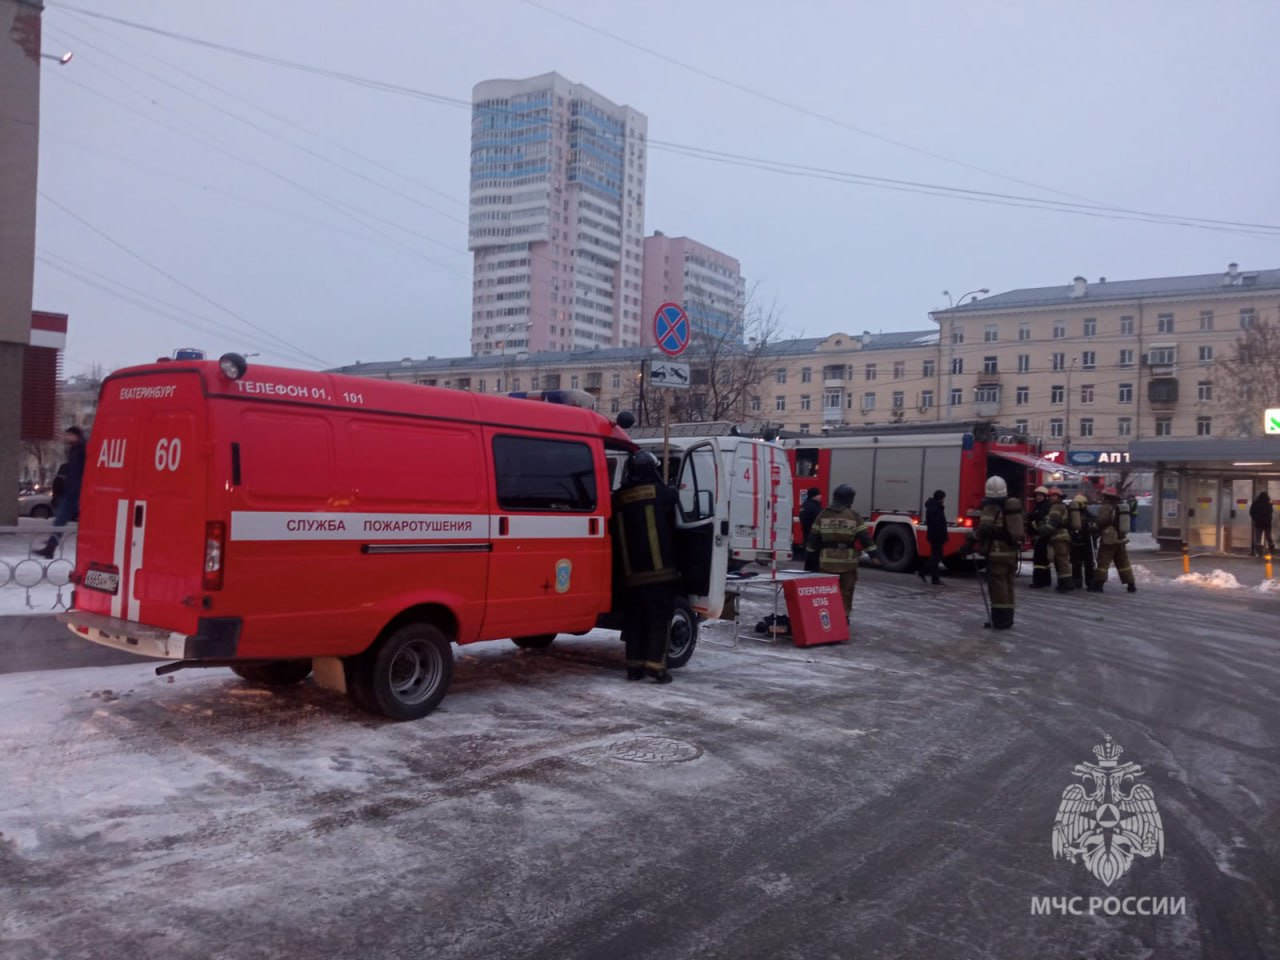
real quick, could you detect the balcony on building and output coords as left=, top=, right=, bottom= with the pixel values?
left=823, top=406, right=844, bottom=423
left=822, top=366, right=847, bottom=389
left=584, top=371, right=603, bottom=396
left=1148, top=378, right=1179, bottom=407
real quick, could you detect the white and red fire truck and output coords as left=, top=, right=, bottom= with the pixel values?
left=783, top=423, right=1083, bottom=572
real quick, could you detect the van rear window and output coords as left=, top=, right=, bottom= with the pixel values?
left=493, top=436, right=597, bottom=512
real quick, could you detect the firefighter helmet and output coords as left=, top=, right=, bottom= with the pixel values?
left=1034, top=485, right=1049, bottom=496
left=1101, top=486, right=1120, bottom=498
left=626, top=449, right=661, bottom=483
left=985, top=476, right=1008, bottom=498
left=1047, top=486, right=1063, bottom=498
left=1073, top=494, right=1089, bottom=506
left=833, top=484, right=855, bottom=506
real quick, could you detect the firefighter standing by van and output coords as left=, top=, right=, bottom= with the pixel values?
left=1068, top=493, right=1098, bottom=590
left=806, top=484, right=880, bottom=619
left=611, top=450, right=680, bottom=683
left=971, top=476, right=1025, bottom=630
left=1039, top=487, right=1074, bottom=592
left=1028, top=486, right=1052, bottom=588
left=1090, top=487, right=1136, bottom=593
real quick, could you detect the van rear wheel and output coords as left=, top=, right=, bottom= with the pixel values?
left=512, top=634, right=557, bottom=650
left=230, top=660, right=313, bottom=686
left=349, top=622, right=453, bottom=721
left=666, top=598, right=698, bottom=669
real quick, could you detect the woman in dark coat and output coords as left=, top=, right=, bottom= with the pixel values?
left=920, top=489, right=948, bottom=585
left=1250, top=491, right=1275, bottom=556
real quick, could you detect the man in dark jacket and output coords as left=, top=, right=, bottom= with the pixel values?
left=36, top=426, right=86, bottom=559
left=919, top=489, right=948, bottom=585
left=796, top=487, right=823, bottom=566
left=1250, top=491, right=1275, bottom=556
left=612, top=450, right=680, bottom=683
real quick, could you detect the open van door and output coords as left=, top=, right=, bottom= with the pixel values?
left=673, top=440, right=726, bottom=619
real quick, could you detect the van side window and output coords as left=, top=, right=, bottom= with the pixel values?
left=493, top=436, right=597, bottom=512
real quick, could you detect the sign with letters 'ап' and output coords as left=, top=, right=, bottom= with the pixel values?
left=782, top=576, right=850, bottom=647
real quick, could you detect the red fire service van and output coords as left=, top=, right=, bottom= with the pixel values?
left=60, top=355, right=720, bottom=720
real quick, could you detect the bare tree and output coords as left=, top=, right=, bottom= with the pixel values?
left=1212, top=318, right=1280, bottom=436
left=21, top=440, right=61, bottom=485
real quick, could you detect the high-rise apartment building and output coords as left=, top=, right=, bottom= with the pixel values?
left=641, top=232, right=746, bottom=346
left=469, top=72, right=648, bottom=356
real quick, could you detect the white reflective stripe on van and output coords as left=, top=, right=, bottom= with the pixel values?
left=229, top=512, right=603, bottom=542
left=111, top=498, right=129, bottom=619
left=127, top=500, right=146, bottom=622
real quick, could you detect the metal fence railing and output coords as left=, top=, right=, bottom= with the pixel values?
left=0, top=525, right=78, bottom=612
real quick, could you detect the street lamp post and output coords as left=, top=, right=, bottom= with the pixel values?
left=1064, top=356, right=1079, bottom=462
left=941, top=287, right=989, bottom=421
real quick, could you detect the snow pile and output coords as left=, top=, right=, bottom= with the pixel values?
left=1257, top=578, right=1280, bottom=594
left=1132, top=564, right=1162, bottom=585
left=1174, top=569, right=1244, bottom=590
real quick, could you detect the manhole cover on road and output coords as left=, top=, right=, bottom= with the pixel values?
left=606, top=737, right=702, bottom=764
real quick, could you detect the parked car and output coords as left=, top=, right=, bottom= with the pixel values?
left=17, top=490, right=53, bottom=519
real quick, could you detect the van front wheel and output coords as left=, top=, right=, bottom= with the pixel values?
left=350, top=622, right=454, bottom=721
left=230, top=660, right=313, bottom=686
left=666, top=598, right=698, bottom=669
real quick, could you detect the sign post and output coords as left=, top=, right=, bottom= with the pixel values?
left=652, top=302, right=692, bottom=484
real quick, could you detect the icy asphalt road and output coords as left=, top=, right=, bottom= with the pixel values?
left=1, top=573, right=1277, bottom=960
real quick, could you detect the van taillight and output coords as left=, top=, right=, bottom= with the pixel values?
left=203, top=521, right=226, bottom=590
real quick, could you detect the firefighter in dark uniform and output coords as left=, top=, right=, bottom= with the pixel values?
left=1091, top=486, right=1136, bottom=593
left=1028, top=485, right=1052, bottom=587
left=611, top=450, right=680, bottom=683
left=1040, top=486, right=1074, bottom=592
left=806, top=484, right=880, bottom=619
left=972, top=476, right=1025, bottom=629
left=1068, top=493, right=1097, bottom=590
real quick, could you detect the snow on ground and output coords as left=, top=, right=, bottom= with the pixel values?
left=1175, top=569, right=1246, bottom=590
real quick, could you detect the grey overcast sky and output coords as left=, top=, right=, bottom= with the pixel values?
left=31, top=0, right=1280, bottom=375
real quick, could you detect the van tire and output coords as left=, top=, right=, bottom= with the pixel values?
left=874, top=524, right=916, bottom=573
left=229, top=660, right=313, bottom=686
left=349, top=622, right=453, bottom=721
left=666, top=598, right=698, bottom=669
left=512, top=634, right=557, bottom=650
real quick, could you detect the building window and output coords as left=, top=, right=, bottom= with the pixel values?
left=1083, top=317, right=1097, bottom=337
left=776, top=368, right=787, bottom=384
left=892, top=391, right=904, bottom=409
left=775, top=395, right=786, bottom=412
left=921, top=390, right=934, bottom=409
left=1014, top=419, right=1029, bottom=433
left=1148, top=346, right=1176, bottom=365
left=1157, top=313, right=1174, bottom=333
left=862, top=392, right=876, bottom=412
left=799, top=423, right=811, bottom=434
left=1119, top=348, right=1134, bottom=367
left=1052, top=352, right=1066, bottom=371
left=800, top=394, right=812, bottom=411
left=865, top=363, right=877, bottom=381
left=1018, top=322, right=1031, bottom=341
left=801, top=366, right=812, bottom=383
left=1199, top=345, right=1214, bottom=363
left=1241, top=308, right=1257, bottom=329
left=1197, top=381, right=1212, bottom=402
left=949, top=388, right=963, bottom=406
left=1049, top=418, right=1064, bottom=438
left=922, top=359, right=936, bottom=378
left=1118, top=382, right=1133, bottom=404
left=1016, top=386, right=1029, bottom=405
left=982, top=356, right=998, bottom=374
left=825, top=392, right=841, bottom=409
left=1155, top=416, right=1173, bottom=437
left=1017, top=354, right=1030, bottom=373
left=1080, top=384, right=1094, bottom=404
left=1197, top=416, right=1212, bottom=436
left=975, top=385, right=999, bottom=404
left=1117, top=417, right=1132, bottom=437
left=1051, top=385, right=1065, bottom=404
left=611, top=372, right=621, bottom=389
left=1120, top=315, right=1135, bottom=336
left=1199, top=311, right=1214, bottom=331
left=893, top=361, right=905, bottom=379
left=610, top=398, right=621, bottom=414
left=570, top=375, right=579, bottom=390
left=984, top=324, right=999, bottom=342
left=1053, top=322, right=1066, bottom=339
left=1081, top=350, right=1096, bottom=370
left=951, top=357, right=964, bottom=375
left=751, top=395, right=761, bottom=412
left=1079, top=417, right=1094, bottom=438
left=951, top=326, right=964, bottom=344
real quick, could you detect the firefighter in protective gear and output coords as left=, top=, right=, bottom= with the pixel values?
left=806, top=483, right=880, bottom=619
left=1091, top=487, right=1136, bottom=593
left=612, top=450, right=680, bottom=682
left=1068, top=493, right=1097, bottom=590
left=1039, top=487, right=1074, bottom=591
left=1028, top=485, right=1052, bottom=588
left=971, top=475, right=1025, bottom=629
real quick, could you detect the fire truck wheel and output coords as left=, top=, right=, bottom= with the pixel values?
left=229, top=660, right=313, bottom=686
left=351, top=622, right=454, bottom=721
left=512, top=634, right=557, bottom=650
left=874, top=524, right=917, bottom=573
left=666, top=598, right=698, bottom=669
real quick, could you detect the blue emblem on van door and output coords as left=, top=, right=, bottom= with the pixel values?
left=555, top=559, right=572, bottom=593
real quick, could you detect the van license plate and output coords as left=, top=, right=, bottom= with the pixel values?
left=83, top=569, right=120, bottom=595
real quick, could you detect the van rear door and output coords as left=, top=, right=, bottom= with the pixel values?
left=74, top=371, right=207, bottom=634
left=674, top=440, right=726, bottom=618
